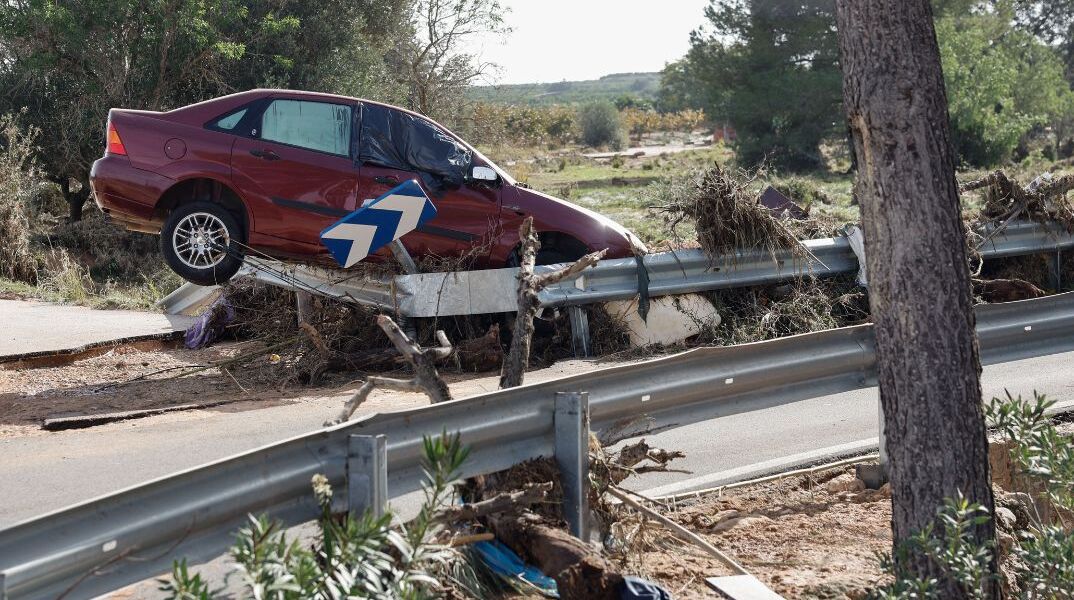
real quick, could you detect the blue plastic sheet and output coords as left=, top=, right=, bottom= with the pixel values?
left=472, top=539, right=559, bottom=597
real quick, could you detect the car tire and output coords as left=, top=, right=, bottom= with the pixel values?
left=161, top=201, right=245, bottom=286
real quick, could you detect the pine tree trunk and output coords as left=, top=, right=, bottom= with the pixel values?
left=834, top=1, right=997, bottom=596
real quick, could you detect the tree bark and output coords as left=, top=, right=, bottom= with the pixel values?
left=488, top=512, right=623, bottom=599
left=834, top=1, right=997, bottom=597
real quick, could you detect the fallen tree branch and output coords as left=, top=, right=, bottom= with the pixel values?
left=961, top=170, right=1074, bottom=229
left=437, top=482, right=552, bottom=523
left=607, top=486, right=748, bottom=576
left=448, top=532, right=495, bottom=547
left=500, top=217, right=606, bottom=389
left=326, top=316, right=452, bottom=425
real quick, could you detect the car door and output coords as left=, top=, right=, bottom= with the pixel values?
left=356, top=104, right=500, bottom=265
left=231, top=97, right=359, bottom=246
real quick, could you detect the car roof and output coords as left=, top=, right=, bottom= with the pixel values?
left=165, top=89, right=441, bottom=130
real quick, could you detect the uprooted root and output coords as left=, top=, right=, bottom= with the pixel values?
left=650, top=162, right=805, bottom=264
left=962, top=169, right=1074, bottom=231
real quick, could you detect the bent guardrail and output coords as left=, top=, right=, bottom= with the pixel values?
left=162, top=220, right=1074, bottom=317
left=2, top=290, right=1074, bottom=599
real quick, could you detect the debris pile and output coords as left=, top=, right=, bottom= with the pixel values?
left=704, top=276, right=869, bottom=346
left=964, top=169, right=1074, bottom=231
left=651, top=163, right=804, bottom=264
left=451, top=428, right=691, bottom=599
left=223, top=280, right=391, bottom=386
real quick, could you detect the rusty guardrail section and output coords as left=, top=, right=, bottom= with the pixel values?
left=2, top=289, right=1074, bottom=599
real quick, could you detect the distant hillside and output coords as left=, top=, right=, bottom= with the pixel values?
left=468, top=72, right=661, bottom=106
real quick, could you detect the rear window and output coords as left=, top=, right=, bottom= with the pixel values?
left=214, top=109, right=247, bottom=130
left=207, top=107, right=249, bottom=132
left=261, top=99, right=352, bottom=156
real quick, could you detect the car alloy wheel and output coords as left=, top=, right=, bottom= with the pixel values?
left=171, top=211, right=232, bottom=269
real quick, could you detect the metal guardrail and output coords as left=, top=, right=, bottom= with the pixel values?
left=161, top=221, right=1074, bottom=317
left=3, top=290, right=1074, bottom=599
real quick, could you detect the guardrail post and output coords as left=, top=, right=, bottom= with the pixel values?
left=858, top=400, right=889, bottom=488
left=348, top=434, right=388, bottom=518
left=567, top=306, right=591, bottom=358
left=555, top=391, right=590, bottom=539
left=1047, top=250, right=1062, bottom=291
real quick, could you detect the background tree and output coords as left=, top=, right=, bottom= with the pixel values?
left=835, top=0, right=998, bottom=597
left=669, top=0, right=843, bottom=171
left=390, top=0, right=510, bottom=123
left=577, top=101, right=624, bottom=149
left=1009, top=0, right=1074, bottom=82
left=937, top=5, right=1074, bottom=165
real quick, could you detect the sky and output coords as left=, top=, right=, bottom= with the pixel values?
left=468, top=0, right=711, bottom=85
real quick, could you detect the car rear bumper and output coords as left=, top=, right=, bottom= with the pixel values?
left=90, top=155, right=175, bottom=232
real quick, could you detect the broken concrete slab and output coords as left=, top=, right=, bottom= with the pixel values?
left=706, top=575, right=786, bottom=599
left=604, top=293, right=720, bottom=347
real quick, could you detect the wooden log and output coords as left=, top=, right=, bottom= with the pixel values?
left=455, top=323, right=503, bottom=372
left=437, top=482, right=552, bottom=522
left=488, top=511, right=623, bottom=600
left=972, top=278, right=1047, bottom=303
left=500, top=217, right=606, bottom=389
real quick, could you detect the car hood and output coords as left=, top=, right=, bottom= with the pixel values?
left=505, top=186, right=647, bottom=255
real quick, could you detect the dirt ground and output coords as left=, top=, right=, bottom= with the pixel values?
left=612, top=464, right=891, bottom=599
left=0, top=339, right=645, bottom=439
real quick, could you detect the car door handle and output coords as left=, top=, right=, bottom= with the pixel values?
left=250, top=149, right=281, bottom=161
left=375, top=176, right=399, bottom=185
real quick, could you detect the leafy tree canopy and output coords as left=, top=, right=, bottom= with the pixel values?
left=674, top=0, right=844, bottom=171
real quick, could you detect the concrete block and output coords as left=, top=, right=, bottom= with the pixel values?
left=604, top=293, right=720, bottom=347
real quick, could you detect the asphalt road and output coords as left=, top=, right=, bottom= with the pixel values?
left=3, top=349, right=1074, bottom=530
left=0, top=299, right=192, bottom=359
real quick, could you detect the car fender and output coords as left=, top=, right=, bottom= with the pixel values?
left=495, top=185, right=641, bottom=263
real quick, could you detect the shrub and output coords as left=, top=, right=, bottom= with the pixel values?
left=578, top=101, right=624, bottom=149
left=160, top=432, right=486, bottom=600
left=872, top=391, right=1074, bottom=598
left=0, top=113, right=40, bottom=284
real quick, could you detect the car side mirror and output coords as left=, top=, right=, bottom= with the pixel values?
left=471, top=165, right=498, bottom=182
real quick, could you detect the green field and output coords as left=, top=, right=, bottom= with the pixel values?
left=485, top=143, right=859, bottom=245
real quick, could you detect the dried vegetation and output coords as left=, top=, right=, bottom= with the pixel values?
left=651, top=163, right=804, bottom=264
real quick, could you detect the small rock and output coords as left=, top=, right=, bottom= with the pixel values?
left=996, top=491, right=1034, bottom=530
left=713, top=515, right=770, bottom=532
left=825, top=473, right=866, bottom=494
left=995, top=507, right=1017, bottom=532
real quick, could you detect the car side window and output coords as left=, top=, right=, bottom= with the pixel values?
left=261, top=99, right=352, bottom=156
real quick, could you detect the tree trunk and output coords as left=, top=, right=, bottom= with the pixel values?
left=61, top=178, right=90, bottom=223
left=834, top=1, right=997, bottom=597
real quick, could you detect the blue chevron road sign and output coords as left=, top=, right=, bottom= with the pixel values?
left=320, top=180, right=437, bottom=268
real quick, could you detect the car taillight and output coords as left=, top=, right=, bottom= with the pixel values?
left=107, top=121, right=127, bottom=156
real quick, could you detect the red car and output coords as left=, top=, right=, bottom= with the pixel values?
left=90, top=89, right=642, bottom=286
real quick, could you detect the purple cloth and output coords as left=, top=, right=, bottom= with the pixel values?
left=184, top=296, right=234, bottom=349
